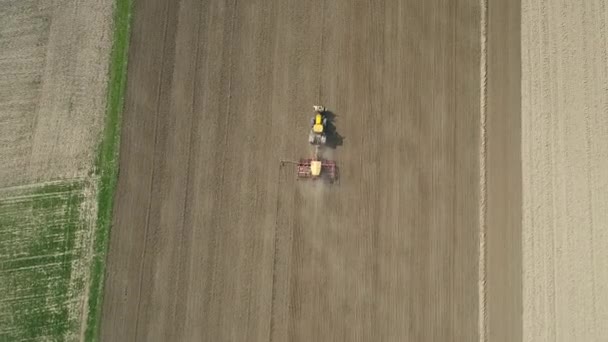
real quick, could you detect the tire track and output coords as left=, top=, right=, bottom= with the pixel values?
left=132, top=0, right=172, bottom=337
left=478, top=0, right=488, bottom=340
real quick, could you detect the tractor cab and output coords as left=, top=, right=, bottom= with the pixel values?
left=312, top=113, right=324, bottom=133
left=309, top=112, right=327, bottom=145
left=309, top=104, right=329, bottom=145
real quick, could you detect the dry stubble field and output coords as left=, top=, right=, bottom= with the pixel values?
left=522, top=1, right=608, bottom=341
left=102, top=0, right=483, bottom=341
left=0, top=0, right=112, bottom=186
left=0, top=0, right=115, bottom=340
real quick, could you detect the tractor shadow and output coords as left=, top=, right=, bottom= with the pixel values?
left=322, top=110, right=345, bottom=149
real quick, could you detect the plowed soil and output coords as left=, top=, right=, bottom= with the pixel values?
left=101, top=0, right=482, bottom=341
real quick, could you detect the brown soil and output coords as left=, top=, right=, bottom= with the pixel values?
left=484, top=0, right=523, bottom=341
left=101, top=0, right=482, bottom=341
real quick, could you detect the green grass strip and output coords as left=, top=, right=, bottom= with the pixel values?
left=84, top=0, right=133, bottom=340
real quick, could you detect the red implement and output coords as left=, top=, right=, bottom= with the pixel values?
left=296, top=158, right=337, bottom=182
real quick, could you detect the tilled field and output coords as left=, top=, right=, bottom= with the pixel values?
left=102, top=0, right=482, bottom=341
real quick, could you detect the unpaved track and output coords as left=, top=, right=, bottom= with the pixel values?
left=485, top=0, right=522, bottom=341
left=102, top=0, right=481, bottom=341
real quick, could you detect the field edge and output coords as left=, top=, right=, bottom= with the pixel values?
left=83, top=0, right=133, bottom=340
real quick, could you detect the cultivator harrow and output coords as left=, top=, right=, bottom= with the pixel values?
left=281, top=105, right=338, bottom=183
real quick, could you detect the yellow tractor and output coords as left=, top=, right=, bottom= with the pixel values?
left=309, top=105, right=328, bottom=145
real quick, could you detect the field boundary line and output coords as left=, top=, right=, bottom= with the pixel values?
left=83, top=0, right=133, bottom=340
left=478, top=0, right=488, bottom=341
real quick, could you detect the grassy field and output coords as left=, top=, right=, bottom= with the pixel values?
left=0, top=181, right=93, bottom=340
left=0, top=0, right=132, bottom=340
